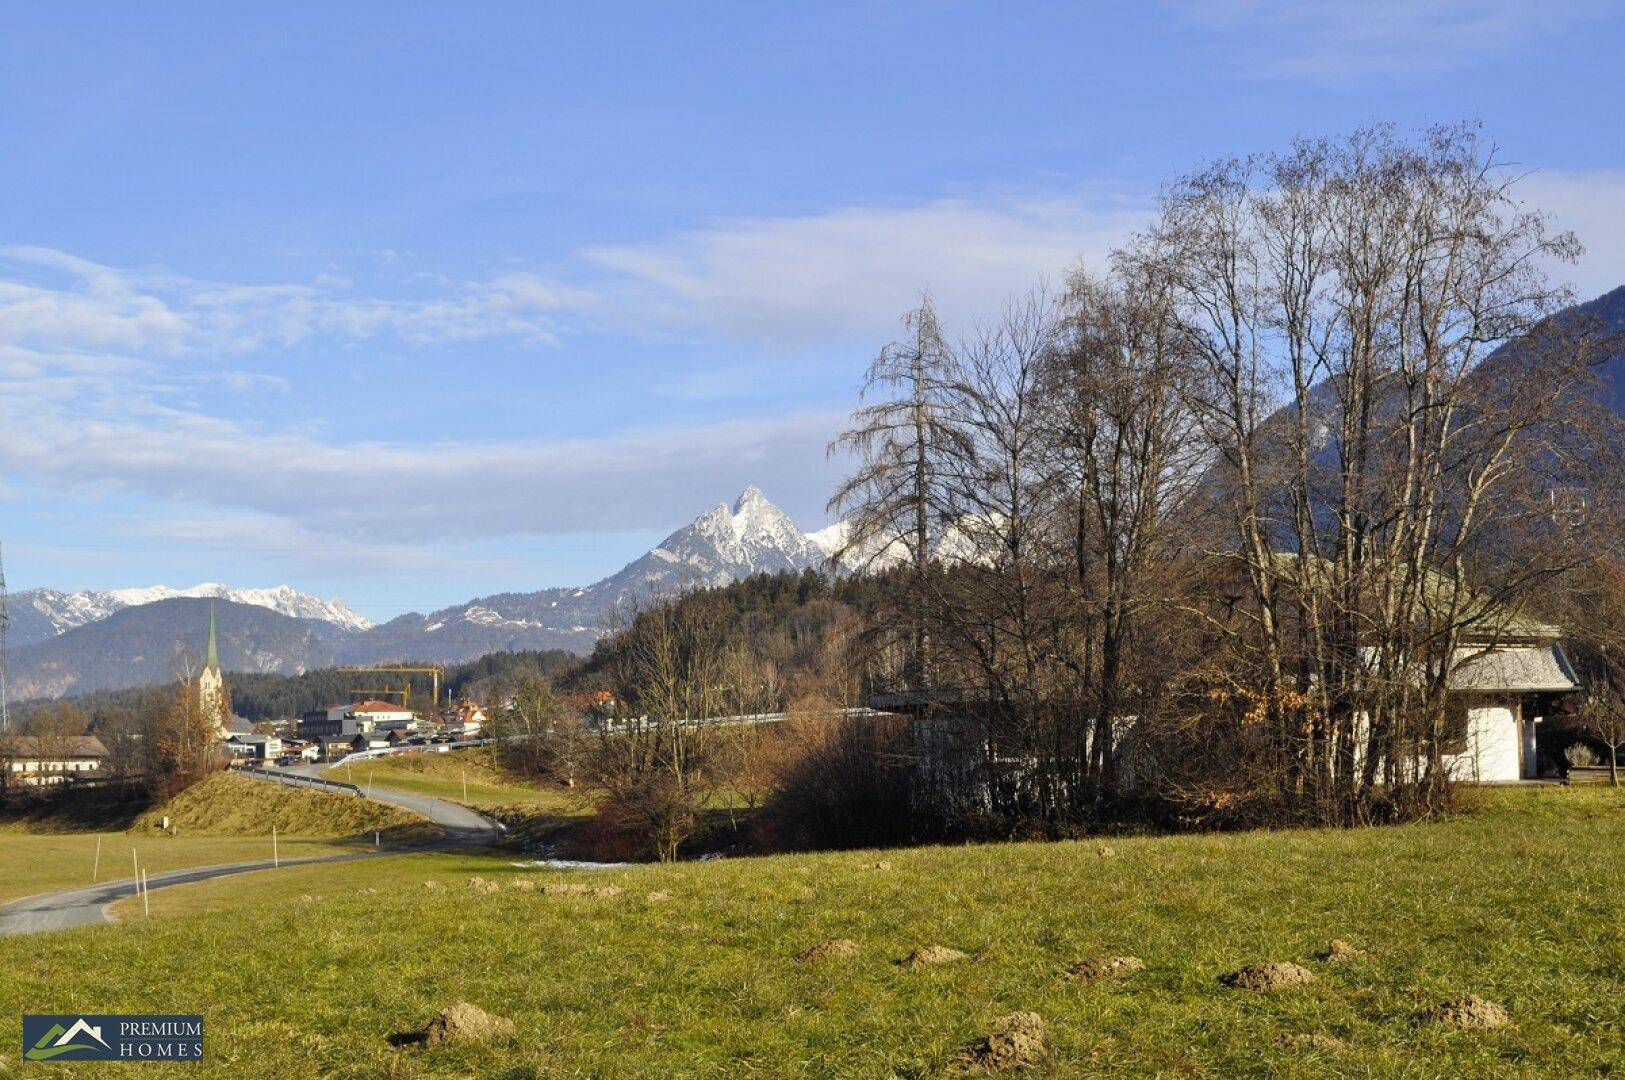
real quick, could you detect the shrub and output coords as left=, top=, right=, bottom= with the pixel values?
left=1565, top=742, right=1600, bottom=768
left=762, top=713, right=915, bottom=850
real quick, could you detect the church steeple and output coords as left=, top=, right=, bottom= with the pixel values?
left=199, top=600, right=228, bottom=739
left=205, top=600, right=220, bottom=671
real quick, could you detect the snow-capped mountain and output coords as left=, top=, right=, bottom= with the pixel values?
left=346, top=487, right=834, bottom=664
left=10, top=488, right=841, bottom=697
left=9, top=583, right=372, bottom=648
left=607, top=485, right=828, bottom=591
left=9, top=597, right=347, bottom=700
left=808, top=520, right=914, bottom=573
left=809, top=515, right=1005, bottom=572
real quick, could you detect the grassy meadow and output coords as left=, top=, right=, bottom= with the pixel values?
left=322, top=750, right=582, bottom=814
left=0, top=773, right=438, bottom=905
left=0, top=833, right=367, bottom=906
left=0, top=786, right=1618, bottom=1076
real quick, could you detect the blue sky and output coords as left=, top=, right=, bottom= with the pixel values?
left=3, top=1, right=1624, bottom=622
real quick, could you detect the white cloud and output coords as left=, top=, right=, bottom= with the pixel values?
left=0, top=247, right=564, bottom=355
left=114, top=510, right=520, bottom=579
left=0, top=367, right=846, bottom=546
left=1173, top=0, right=1613, bottom=80
left=580, top=194, right=1146, bottom=346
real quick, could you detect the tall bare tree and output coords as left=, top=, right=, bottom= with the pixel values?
left=829, top=297, right=964, bottom=688
left=1132, top=123, right=1590, bottom=820
left=1042, top=267, right=1207, bottom=798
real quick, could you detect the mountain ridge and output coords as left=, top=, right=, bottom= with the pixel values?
left=9, top=582, right=373, bottom=648
left=9, top=487, right=840, bottom=699
left=10, top=597, right=343, bottom=700
left=345, top=485, right=833, bottom=665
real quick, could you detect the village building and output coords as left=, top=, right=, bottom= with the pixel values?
left=314, top=736, right=353, bottom=762
left=299, top=700, right=416, bottom=739
left=349, top=730, right=392, bottom=754
left=226, top=732, right=283, bottom=763
left=0, top=735, right=109, bottom=786
left=441, top=699, right=485, bottom=739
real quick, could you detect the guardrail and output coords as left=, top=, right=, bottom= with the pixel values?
left=297, top=708, right=893, bottom=767
left=336, top=737, right=494, bottom=764
left=242, top=766, right=364, bottom=797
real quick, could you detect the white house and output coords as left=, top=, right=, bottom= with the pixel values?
left=1439, top=632, right=1579, bottom=782
left=349, top=700, right=416, bottom=732
left=1, top=736, right=108, bottom=786
left=227, top=733, right=283, bottom=762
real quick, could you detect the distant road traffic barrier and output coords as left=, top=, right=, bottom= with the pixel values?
left=295, top=707, right=896, bottom=768
left=242, top=766, right=365, bottom=797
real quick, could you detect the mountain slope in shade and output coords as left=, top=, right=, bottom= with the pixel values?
left=9, top=583, right=373, bottom=648
left=9, top=597, right=343, bottom=700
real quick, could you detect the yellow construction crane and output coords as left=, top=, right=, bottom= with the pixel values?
left=339, top=665, right=445, bottom=711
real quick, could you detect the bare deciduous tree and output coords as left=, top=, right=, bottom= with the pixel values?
left=1131, top=123, right=1591, bottom=821
left=588, top=595, right=747, bottom=860
left=830, top=297, right=965, bottom=688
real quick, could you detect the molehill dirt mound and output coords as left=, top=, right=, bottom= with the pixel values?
left=1276, top=1033, right=1348, bottom=1052
left=1320, top=939, right=1367, bottom=962
left=797, top=939, right=861, bottom=963
left=1427, top=995, right=1511, bottom=1031
left=1065, top=956, right=1144, bottom=983
left=532, top=881, right=623, bottom=897
left=1223, top=962, right=1316, bottom=991
left=421, top=1002, right=516, bottom=1047
left=646, top=890, right=671, bottom=902
left=904, top=945, right=968, bottom=968
left=957, top=1012, right=1047, bottom=1072
left=468, top=876, right=500, bottom=893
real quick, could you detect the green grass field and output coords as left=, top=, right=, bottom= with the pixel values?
left=0, top=786, right=1619, bottom=1076
left=322, top=750, right=582, bottom=814
left=0, top=773, right=438, bottom=905
left=0, top=833, right=373, bottom=906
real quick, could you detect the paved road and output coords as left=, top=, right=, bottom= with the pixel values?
left=258, top=762, right=501, bottom=847
left=0, top=767, right=498, bottom=937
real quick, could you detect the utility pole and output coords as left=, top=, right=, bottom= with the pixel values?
left=0, top=539, right=9, bottom=731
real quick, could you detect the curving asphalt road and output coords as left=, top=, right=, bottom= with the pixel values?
left=264, top=762, right=501, bottom=847
left=0, top=764, right=499, bottom=937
